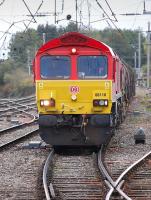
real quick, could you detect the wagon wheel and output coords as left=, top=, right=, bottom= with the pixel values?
left=120, top=102, right=126, bottom=122
left=116, top=102, right=123, bottom=126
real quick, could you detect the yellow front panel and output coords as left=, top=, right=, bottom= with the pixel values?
left=36, top=80, right=112, bottom=114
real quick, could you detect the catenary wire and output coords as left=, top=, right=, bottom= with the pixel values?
left=95, top=0, right=135, bottom=47
left=22, top=0, right=37, bottom=23
left=0, top=0, right=6, bottom=7
left=23, top=0, right=44, bottom=31
left=104, top=0, right=118, bottom=22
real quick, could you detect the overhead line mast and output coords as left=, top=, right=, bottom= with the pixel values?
left=75, top=0, right=78, bottom=31
left=147, top=22, right=151, bottom=88
left=54, top=0, right=57, bottom=24
left=87, top=0, right=91, bottom=30
left=120, top=0, right=151, bottom=15
left=143, top=0, right=151, bottom=15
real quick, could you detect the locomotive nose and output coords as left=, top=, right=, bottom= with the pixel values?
left=37, top=80, right=112, bottom=115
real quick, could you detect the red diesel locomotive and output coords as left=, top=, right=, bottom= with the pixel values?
left=33, top=32, right=135, bottom=146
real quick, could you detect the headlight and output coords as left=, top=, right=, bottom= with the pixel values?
left=41, top=100, right=50, bottom=106
left=99, top=100, right=105, bottom=106
left=93, top=99, right=108, bottom=107
left=40, top=98, right=55, bottom=107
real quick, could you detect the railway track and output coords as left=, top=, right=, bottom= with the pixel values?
left=103, top=108, right=151, bottom=199
left=123, top=151, right=151, bottom=199
left=43, top=148, right=107, bottom=200
left=0, top=95, right=39, bottom=150
left=0, top=90, right=150, bottom=199
left=103, top=150, right=151, bottom=200
left=97, top=146, right=151, bottom=200
left=42, top=111, right=151, bottom=199
left=0, top=122, right=39, bottom=150
left=0, top=97, right=49, bottom=200
left=0, top=95, right=35, bottom=108
left=44, top=146, right=150, bottom=200
left=0, top=96, right=37, bottom=131
left=0, top=96, right=36, bottom=115
left=0, top=125, right=48, bottom=200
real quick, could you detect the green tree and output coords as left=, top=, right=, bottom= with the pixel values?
left=1, top=25, right=147, bottom=97
left=65, top=22, right=78, bottom=32
left=0, top=59, right=15, bottom=85
left=99, top=28, right=145, bottom=67
left=9, top=29, right=42, bottom=66
left=37, top=23, right=59, bottom=42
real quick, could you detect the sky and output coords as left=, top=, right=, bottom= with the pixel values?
left=0, top=0, right=151, bottom=58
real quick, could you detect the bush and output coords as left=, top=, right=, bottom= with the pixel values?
left=0, top=67, right=35, bottom=97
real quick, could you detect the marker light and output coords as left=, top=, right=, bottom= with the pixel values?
left=71, top=48, right=77, bottom=54
left=40, top=98, right=55, bottom=107
left=104, top=100, right=108, bottom=106
left=93, top=99, right=108, bottom=107
left=93, top=100, right=99, bottom=107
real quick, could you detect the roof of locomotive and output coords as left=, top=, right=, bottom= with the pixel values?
left=36, top=32, right=115, bottom=57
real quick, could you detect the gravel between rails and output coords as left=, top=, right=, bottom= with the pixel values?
left=0, top=111, right=37, bottom=131
left=0, top=124, right=38, bottom=147
left=0, top=118, right=12, bottom=131
left=50, top=151, right=106, bottom=200
left=0, top=96, right=37, bottom=131
left=0, top=134, right=50, bottom=200
left=123, top=156, right=151, bottom=199
left=105, top=113, right=151, bottom=180
left=0, top=96, right=51, bottom=200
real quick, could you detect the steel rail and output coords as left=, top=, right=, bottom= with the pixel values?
left=0, top=128, right=39, bottom=150
left=6, top=101, right=35, bottom=110
left=97, top=146, right=131, bottom=200
left=43, top=149, right=55, bottom=200
left=0, top=118, right=38, bottom=134
left=0, top=105, right=37, bottom=118
left=0, top=103, right=38, bottom=133
left=0, top=96, right=35, bottom=106
left=127, top=110, right=151, bottom=116
left=106, top=150, right=151, bottom=199
left=1, top=95, right=35, bottom=101
left=0, top=103, right=37, bottom=117
left=0, top=106, right=37, bottom=117
left=0, top=96, right=35, bottom=110
left=97, top=146, right=115, bottom=186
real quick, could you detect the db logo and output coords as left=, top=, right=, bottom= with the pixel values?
left=70, top=86, right=80, bottom=94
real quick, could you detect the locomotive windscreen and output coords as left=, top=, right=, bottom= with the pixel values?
left=40, top=55, right=71, bottom=79
left=78, top=56, right=107, bottom=79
